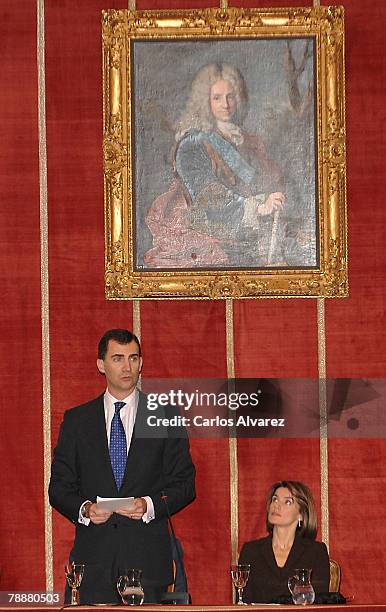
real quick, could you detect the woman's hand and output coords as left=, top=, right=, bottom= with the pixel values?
left=257, top=192, right=285, bottom=216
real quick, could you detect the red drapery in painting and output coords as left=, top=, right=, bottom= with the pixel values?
left=0, top=0, right=385, bottom=605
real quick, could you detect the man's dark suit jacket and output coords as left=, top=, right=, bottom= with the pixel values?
left=239, top=534, right=330, bottom=603
left=49, top=391, right=195, bottom=604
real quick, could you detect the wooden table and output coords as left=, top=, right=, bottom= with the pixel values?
left=0, top=605, right=385, bottom=612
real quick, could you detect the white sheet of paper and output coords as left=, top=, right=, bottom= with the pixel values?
left=96, top=496, right=135, bottom=511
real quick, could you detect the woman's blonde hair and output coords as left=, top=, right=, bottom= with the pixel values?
left=265, top=480, right=318, bottom=539
left=175, top=63, right=248, bottom=141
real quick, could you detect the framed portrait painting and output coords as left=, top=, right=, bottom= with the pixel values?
left=102, top=6, right=347, bottom=299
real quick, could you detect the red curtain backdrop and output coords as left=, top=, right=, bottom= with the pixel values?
left=0, top=0, right=385, bottom=605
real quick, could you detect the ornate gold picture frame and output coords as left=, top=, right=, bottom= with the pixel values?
left=102, top=6, right=347, bottom=300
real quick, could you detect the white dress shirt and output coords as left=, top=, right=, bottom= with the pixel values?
left=79, top=388, right=155, bottom=525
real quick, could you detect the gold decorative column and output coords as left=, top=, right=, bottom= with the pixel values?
left=37, top=0, right=53, bottom=592
left=313, top=0, right=329, bottom=551
left=226, top=299, right=238, bottom=566
left=317, top=298, right=330, bottom=549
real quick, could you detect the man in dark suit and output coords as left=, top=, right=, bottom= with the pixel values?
left=49, top=329, right=195, bottom=604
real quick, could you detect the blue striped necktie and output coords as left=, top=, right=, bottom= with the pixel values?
left=109, top=401, right=127, bottom=489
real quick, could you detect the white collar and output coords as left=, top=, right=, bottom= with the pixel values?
left=104, top=388, right=137, bottom=408
left=216, top=120, right=244, bottom=146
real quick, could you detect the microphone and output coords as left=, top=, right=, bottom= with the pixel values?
left=161, top=491, right=188, bottom=594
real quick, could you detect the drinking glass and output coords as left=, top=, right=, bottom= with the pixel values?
left=64, top=563, right=84, bottom=606
left=117, top=569, right=144, bottom=605
left=230, top=564, right=250, bottom=605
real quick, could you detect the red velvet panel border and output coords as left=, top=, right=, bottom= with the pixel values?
left=0, top=0, right=45, bottom=591
left=140, top=301, right=231, bottom=602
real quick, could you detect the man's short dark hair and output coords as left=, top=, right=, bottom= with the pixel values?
left=98, top=329, right=142, bottom=359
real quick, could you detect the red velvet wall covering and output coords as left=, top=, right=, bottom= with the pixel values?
left=0, top=0, right=45, bottom=591
left=0, top=0, right=385, bottom=605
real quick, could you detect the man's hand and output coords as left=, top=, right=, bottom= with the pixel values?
left=116, top=498, right=147, bottom=520
left=88, top=503, right=113, bottom=525
left=258, top=192, right=285, bottom=216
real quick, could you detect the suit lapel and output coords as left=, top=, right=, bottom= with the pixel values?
left=120, top=391, right=149, bottom=491
left=285, top=535, right=306, bottom=569
left=261, top=536, right=280, bottom=575
left=86, top=395, right=118, bottom=491
left=120, top=391, right=168, bottom=494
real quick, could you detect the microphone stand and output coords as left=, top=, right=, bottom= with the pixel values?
left=161, top=491, right=189, bottom=598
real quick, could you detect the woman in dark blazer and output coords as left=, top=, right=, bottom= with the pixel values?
left=239, top=480, right=330, bottom=603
